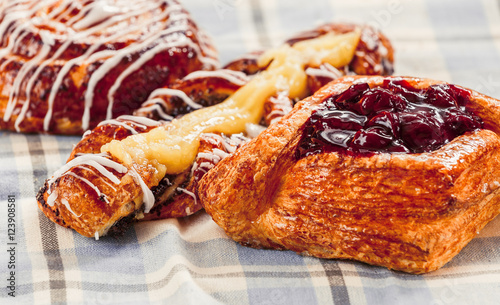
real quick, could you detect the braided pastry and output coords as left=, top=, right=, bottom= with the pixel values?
left=36, top=23, right=394, bottom=237
left=0, top=0, right=217, bottom=134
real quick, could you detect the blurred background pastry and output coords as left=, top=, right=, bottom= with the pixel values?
left=0, top=0, right=218, bottom=134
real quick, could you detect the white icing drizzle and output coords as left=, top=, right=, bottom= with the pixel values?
left=204, top=133, right=243, bottom=154
left=46, top=189, right=58, bottom=207
left=245, top=123, right=267, bottom=138
left=201, top=133, right=224, bottom=146
left=266, top=93, right=293, bottom=125
left=65, top=3, right=96, bottom=26
left=197, top=152, right=222, bottom=163
left=135, top=100, right=174, bottom=121
left=190, top=160, right=214, bottom=178
left=81, top=129, right=92, bottom=139
left=44, top=45, right=100, bottom=131
left=96, top=115, right=161, bottom=135
left=71, top=1, right=122, bottom=30
left=190, top=134, right=245, bottom=176
left=61, top=198, right=83, bottom=217
left=94, top=231, right=99, bottom=240
left=115, top=115, right=161, bottom=127
left=12, top=30, right=30, bottom=49
left=47, top=153, right=127, bottom=186
left=128, top=167, right=155, bottom=213
left=3, top=30, right=54, bottom=124
left=1, top=5, right=55, bottom=56
left=355, top=50, right=379, bottom=72
left=212, top=148, right=230, bottom=159
left=0, top=19, right=30, bottom=58
left=148, top=88, right=202, bottom=110
left=47, top=152, right=155, bottom=216
left=68, top=1, right=159, bottom=30
left=51, top=4, right=75, bottom=22
left=0, top=4, right=34, bottom=39
left=82, top=23, right=189, bottom=129
left=46, top=0, right=73, bottom=20
left=176, top=187, right=197, bottom=207
left=268, top=109, right=287, bottom=118
left=63, top=172, right=110, bottom=204
left=196, top=55, right=219, bottom=69
left=42, top=19, right=69, bottom=33
left=182, top=69, right=250, bottom=86
left=305, top=63, right=343, bottom=79
left=78, top=1, right=194, bottom=118
left=0, top=57, right=15, bottom=71
left=97, top=120, right=140, bottom=135
left=15, top=32, right=78, bottom=130
left=197, top=161, right=215, bottom=170
left=78, top=165, right=118, bottom=192
left=105, top=38, right=203, bottom=120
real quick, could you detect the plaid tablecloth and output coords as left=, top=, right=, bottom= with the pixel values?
left=2, top=0, right=500, bottom=304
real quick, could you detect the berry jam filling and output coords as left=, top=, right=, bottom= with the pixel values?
left=296, top=78, right=483, bottom=158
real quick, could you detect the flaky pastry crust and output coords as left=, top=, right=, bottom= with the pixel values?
left=198, top=76, right=500, bottom=274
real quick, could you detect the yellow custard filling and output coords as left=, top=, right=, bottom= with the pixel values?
left=101, top=29, right=361, bottom=181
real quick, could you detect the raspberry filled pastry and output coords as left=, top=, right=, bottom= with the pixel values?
left=198, top=76, right=500, bottom=274
left=0, top=0, right=218, bottom=134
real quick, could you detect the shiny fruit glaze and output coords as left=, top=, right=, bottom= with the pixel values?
left=297, top=78, right=483, bottom=158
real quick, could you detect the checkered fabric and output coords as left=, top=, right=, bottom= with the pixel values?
left=2, top=0, right=500, bottom=304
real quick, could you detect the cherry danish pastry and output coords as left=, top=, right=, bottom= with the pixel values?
left=198, top=76, right=500, bottom=274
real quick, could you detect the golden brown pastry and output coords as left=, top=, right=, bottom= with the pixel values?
left=198, top=75, right=500, bottom=274
left=0, top=0, right=217, bottom=134
left=37, top=70, right=250, bottom=237
left=37, top=23, right=395, bottom=238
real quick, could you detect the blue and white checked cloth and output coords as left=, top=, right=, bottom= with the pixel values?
left=2, top=0, right=500, bottom=304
